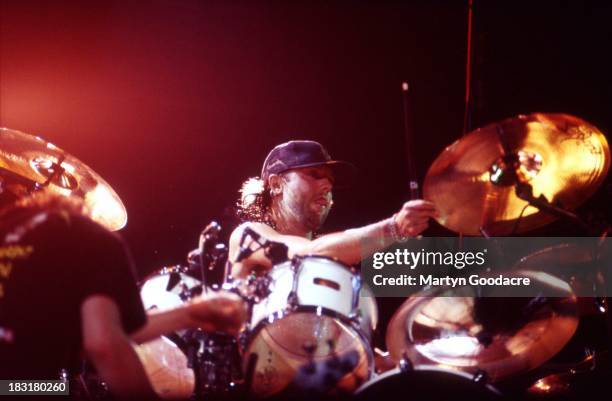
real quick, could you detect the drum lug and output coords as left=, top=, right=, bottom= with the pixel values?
left=399, top=353, right=414, bottom=373
left=349, top=311, right=362, bottom=328
left=287, top=292, right=299, bottom=309
left=287, top=257, right=302, bottom=307
left=472, top=369, right=489, bottom=385
left=254, top=275, right=272, bottom=300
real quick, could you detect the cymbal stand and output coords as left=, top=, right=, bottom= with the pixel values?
left=515, top=181, right=612, bottom=359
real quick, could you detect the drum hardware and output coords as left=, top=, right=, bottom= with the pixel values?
left=186, top=330, right=244, bottom=398
left=348, top=310, right=366, bottom=335
left=595, top=297, right=608, bottom=314
left=239, top=274, right=273, bottom=305
left=287, top=257, right=303, bottom=309
left=253, top=274, right=272, bottom=300
left=514, top=180, right=590, bottom=233
left=197, top=221, right=228, bottom=290
left=187, top=221, right=229, bottom=291
left=0, top=127, right=128, bottom=230
left=398, top=353, right=413, bottom=373
left=472, top=369, right=489, bottom=385
left=34, top=153, right=71, bottom=189
left=235, top=226, right=289, bottom=266
left=351, top=274, right=362, bottom=312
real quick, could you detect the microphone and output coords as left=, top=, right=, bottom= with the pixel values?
left=235, top=227, right=261, bottom=263
left=199, top=221, right=221, bottom=264
left=198, top=221, right=223, bottom=288
left=235, top=226, right=288, bottom=265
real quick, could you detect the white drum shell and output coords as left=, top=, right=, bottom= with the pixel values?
left=250, top=257, right=359, bottom=329
left=140, top=268, right=201, bottom=311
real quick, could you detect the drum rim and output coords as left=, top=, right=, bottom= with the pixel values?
left=138, top=264, right=195, bottom=287
left=355, top=365, right=501, bottom=395
left=279, top=254, right=359, bottom=275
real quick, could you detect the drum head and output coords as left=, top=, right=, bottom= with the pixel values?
left=245, top=312, right=372, bottom=398
left=134, top=337, right=195, bottom=399
left=356, top=367, right=502, bottom=401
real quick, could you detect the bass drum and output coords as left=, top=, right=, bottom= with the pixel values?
left=134, top=266, right=201, bottom=400
left=355, top=366, right=503, bottom=401
left=243, top=256, right=377, bottom=398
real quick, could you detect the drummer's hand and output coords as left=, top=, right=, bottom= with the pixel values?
left=394, top=200, right=438, bottom=237
left=187, top=291, right=247, bottom=335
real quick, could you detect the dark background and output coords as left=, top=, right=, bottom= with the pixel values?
left=1, top=1, right=610, bottom=293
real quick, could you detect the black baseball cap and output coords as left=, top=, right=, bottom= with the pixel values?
left=261, top=140, right=356, bottom=187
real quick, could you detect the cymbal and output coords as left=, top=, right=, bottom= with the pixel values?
left=527, top=351, right=607, bottom=396
left=0, top=128, right=127, bottom=230
left=423, top=113, right=610, bottom=235
left=514, top=242, right=608, bottom=314
left=385, top=271, right=579, bottom=381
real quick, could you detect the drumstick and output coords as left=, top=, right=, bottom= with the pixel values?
left=401, top=82, right=420, bottom=200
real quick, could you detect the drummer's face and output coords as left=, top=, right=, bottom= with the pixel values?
left=277, top=166, right=334, bottom=231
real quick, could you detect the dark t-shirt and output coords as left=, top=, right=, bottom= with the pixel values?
left=0, top=208, right=146, bottom=380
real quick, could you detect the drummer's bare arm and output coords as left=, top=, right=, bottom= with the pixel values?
left=81, top=295, right=158, bottom=399
left=229, top=200, right=437, bottom=278
left=131, top=291, right=247, bottom=344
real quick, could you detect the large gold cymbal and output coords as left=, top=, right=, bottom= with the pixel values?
left=0, top=127, right=127, bottom=231
left=385, top=271, right=579, bottom=381
left=423, top=113, right=610, bottom=235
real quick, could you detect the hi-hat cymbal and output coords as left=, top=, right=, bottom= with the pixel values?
left=0, top=127, right=127, bottom=231
left=423, top=113, right=610, bottom=235
left=385, top=271, right=579, bottom=381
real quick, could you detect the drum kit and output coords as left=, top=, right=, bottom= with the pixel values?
left=137, top=237, right=379, bottom=399
left=0, top=112, right=610, bottom=400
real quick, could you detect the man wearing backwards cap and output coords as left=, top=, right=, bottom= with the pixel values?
left=230, top=140, right=437, bottom=278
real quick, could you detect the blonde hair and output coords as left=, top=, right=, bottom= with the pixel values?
left=235, top=177, right=275, bottom=227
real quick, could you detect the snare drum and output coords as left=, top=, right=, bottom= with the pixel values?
left=134, top=266, right=202, bottom=399
left=243, top=256, right=376, bottom=398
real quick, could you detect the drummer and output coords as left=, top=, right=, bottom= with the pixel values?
left=229, top=140, right=438, bottom=278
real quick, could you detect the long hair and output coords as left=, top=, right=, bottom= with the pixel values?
left=0, top=191, right=88, bottom=235
left=235, top=177, right=276, bottom=227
